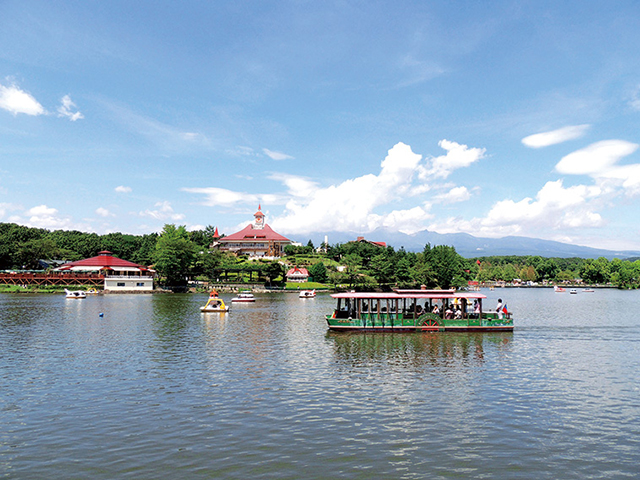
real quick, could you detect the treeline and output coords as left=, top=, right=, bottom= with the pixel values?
left=2, top=222, right=640, bottom=289
left=473, top=254, right=640, bottom=288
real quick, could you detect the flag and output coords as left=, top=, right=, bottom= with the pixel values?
left=476, top=259, right=481, bottom=265
left=502, top=303, right=508, bottom=315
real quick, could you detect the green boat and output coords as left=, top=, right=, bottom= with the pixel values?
left=325, top=289, right=513, bottom=332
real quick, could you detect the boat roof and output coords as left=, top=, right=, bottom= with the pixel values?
left=331, top=290, right=487, bottom=300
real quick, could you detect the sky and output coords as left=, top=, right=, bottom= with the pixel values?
left=2, top=1, right=640, bottom=251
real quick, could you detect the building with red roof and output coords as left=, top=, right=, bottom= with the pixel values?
left=55, top=251, right=154, bottom=291
left=286, top=267, right=309, bottom=283
left=215, top=205, right=292, bottom=257
left=354, top=236, right=387, bottom=248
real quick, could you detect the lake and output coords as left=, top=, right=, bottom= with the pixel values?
left=1, top=288, right=639, bottom=479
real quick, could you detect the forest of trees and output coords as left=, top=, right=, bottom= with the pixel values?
left=2, top=222, right=640, bottom=289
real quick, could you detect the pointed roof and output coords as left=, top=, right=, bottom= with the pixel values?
left=286, top=267, right=309, bottom=276
left=57, top=251, right=149, bottom=271
left=220, top=224, right=291, bottom=242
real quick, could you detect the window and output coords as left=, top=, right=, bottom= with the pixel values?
left=136, top=282, right=145, bottom=287
left=117, top=282, right=125, bottom=287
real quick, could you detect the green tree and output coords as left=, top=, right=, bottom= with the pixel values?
left=153, top=224, right=197, bottom=286
left=309, top=261, right=328, bottom=283
left=424, top=244, right=463, bottom=289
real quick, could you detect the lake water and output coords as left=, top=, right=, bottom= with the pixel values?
left=1, top=288, right=640, bottom=479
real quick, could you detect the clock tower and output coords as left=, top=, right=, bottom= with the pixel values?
left=253, top=204, right=265, bottom=229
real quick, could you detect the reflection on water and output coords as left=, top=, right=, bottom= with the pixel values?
left=1, top=290, right=640, bottom=479
left=328, top=331, right=512, bottom=368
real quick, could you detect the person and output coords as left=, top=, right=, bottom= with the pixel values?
left=454, top=306, right=463, bottom=319
left=415, top=304, right=423, bottom=315
left=432, top=304, right=440, bottom=316
left=445, top=305, right=453, bottom=319
left=496, top=298, right=504, bottom=319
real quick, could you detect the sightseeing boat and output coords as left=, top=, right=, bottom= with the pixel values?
left=325, top=289, right=513, bottom=332
left=299, top=289, right=316, bottom=298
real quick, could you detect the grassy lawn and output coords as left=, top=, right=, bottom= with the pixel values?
left=284, top=281, right=330, bottom=290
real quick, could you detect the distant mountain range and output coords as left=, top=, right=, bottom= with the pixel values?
left=297, top=229, right=640, bottom=260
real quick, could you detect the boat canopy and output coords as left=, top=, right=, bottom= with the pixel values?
left=331, top=289, right=487, bottom=301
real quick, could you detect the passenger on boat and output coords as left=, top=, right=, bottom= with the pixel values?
left=415, top=304, right=423, bottom=315
left=496, top=298, right=504, bottom=319
left=454, top=306, right=463, bottom=319
left=445, top=305, right=454, bottom=319
left=432, top=304, right=440, bottom=315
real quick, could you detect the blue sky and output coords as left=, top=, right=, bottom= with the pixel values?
left=2, top=1, right=640, bottom=250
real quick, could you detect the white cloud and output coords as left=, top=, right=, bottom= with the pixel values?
left=267, top=173, right=319, bottom=198
left=96, top=207, right=113, bottom=217
left=139, top=201, right=185, bottom=221
left=522, top=124, right=590, bottom=148
left=115, top=185, right=132, bottom=193
left=263, top=148, right=294, bottom=160
left=23, top=205, right=74, bottom=229
left=425, top=140, right=486, bottom=179
left=0, top=202, right=20, bottom=219
left=555, top=140, right=639, bottom=175
left=429, top=179, right=604, bottom=238
left=433, top=186, right=471, bottom=204
left=185, top=141, right=485, bottom=236
left=629, top=85, right=640, bottom=111
left=182, top=186, right=283, bottom=207
left=0, top=82, right=45, bottom=116
left=270, top=142, right=432, bottom=235
left=57, top=94, right=84, bottom=121
left=227, top=146, right=256, bottom=157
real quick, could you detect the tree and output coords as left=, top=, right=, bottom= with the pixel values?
left=424, top=244, right=463, bottom=289
left=153, top=224, right=197, bottom=286
left=265, top=261, right=285, bottom=286
left=309, top=261, right=328, bottom=283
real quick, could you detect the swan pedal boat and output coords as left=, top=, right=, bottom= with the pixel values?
left=299, top=289, right=316, bottom=298
left=65, top=289, right=87, bottom=299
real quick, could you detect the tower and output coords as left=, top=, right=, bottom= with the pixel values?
left=253, top=204, right=265, bottom=229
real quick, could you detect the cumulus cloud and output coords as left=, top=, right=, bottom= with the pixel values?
left=23, top=205, right=75, bottom=229
left=57, top=95, right=84, bottom=121
left=433, top=186, right=472, bottom=204
left=424, top=140, right=486, bottom=179
left=139, top=201, right=185, bottom=221
left=96, top=207, right=113, bottom=217
left=429, top=179, right=604, bottom=238
left=555, top=140, right=639, bottom=175
left=263, top=148, right=294, bottom=160
left=0, top=82, right=45, bottom=116
left=522, top=125, right=590, bottom=148
left=269, top=142, right=432, bottom=235
left=267, top=173, right=319, bottom=198
left=185, top=141, right=487, bottom=236
left=115, top=185, right=132, bottom=193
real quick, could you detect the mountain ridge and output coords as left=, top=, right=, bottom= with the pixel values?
left=294, top=229, right=640, bottom=260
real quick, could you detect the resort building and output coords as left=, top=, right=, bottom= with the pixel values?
left=286, top=267, right=310, bottom=283
left=354, top=236, right=387, bottom=248
left=55, top=251, right=155, bottom=291
left=214, top=205, right=292, bottom=257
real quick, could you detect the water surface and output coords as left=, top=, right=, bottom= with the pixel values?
left=1, top=289, right=639, bottom=479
